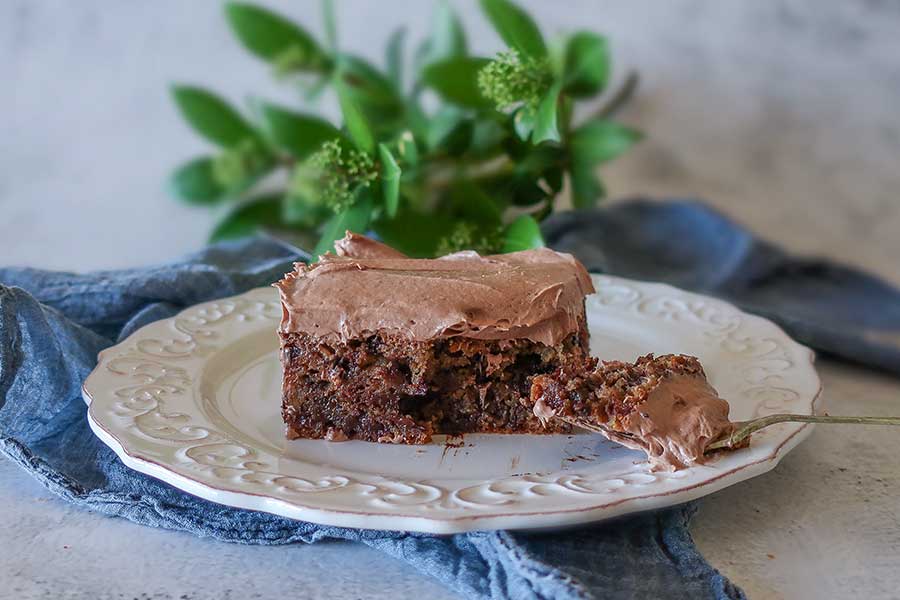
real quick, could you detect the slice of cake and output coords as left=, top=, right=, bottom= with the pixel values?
left=275, top=232, right=595, bottom=444
left=528, top=354, right=739, bottom=470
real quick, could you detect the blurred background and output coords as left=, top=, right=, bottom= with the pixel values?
left=3, top=0, right=899, bottom=283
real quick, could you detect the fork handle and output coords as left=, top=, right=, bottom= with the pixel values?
left=707, top=414, right=900, bottom=451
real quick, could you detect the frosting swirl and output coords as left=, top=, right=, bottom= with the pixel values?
left=275, top=232, right=595, bottom=346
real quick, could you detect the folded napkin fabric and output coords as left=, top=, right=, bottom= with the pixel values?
left=544, top=199, right=900, bottom=375
left=6, top=197, right=898, bottom=598
left=0, top=211, right=749, bottom=600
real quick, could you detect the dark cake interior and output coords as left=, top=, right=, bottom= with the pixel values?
left=281, top=329, right=588, bottom=444
left=529, top=354, right=708, bottom=427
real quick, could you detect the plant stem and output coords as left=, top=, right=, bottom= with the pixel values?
left=424, top=156, right=514, bottom=192
left=707, top=414, right=900, bottom=452
left=593, top=71, right=639, bottom=120
left=532, top=196, right=555, bottom=222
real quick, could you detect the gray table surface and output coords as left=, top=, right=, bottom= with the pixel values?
left=3, top=1, right=900, bottom=598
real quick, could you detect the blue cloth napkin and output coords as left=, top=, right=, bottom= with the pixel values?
left=543, top=199, right=900, bottom=375
left=10, top=197, right=897, bottom=599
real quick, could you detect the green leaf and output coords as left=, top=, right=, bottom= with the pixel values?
left=479, top=0, right=547, bottom=59
left=443, top=122, right=474, bottom=156
left=570, top=120, right=642, bottom=164
left=425, top=107, right=473, bottom=154
left=514, top=144, right=564, bottom=176
left=378, top=143, right=401, bottom=218
left=563, top=32, right=610, bottom=97
left=338, top=55, right=404, bottom=112
left=470, top=119, right=507, bottom=157
left=532, top=82, right=561, bottom=144
left=282, top=194, right=331, bottom=226
left=386, top=27, right=407, bottom=89
left=509, top=176, right=548, bottom=206
left=567, top=118, right=640, bottom=206
left=259, top=102, right=340, bottom=159
left=373, top=210, right=454, bottom=257
left=212, top=139, right=275, bottom=192
left=558, top=94, right=574, bottom=132
left=335, top=78, right=375, bottom=154
left=209, top=195, right=282, bottom=242
left=425, top=107, right=461, bottom=149
left=421, top=1, right=467, bottom=66
left=321, top=0, right=337, bottom=50
left=169, top=157, right=225, bottom=205
left=225, top=3, right=326, bottom=71
left=445, top=180, right=503, bottom=225
left=481, top=170, right=546, bottom=207
left=404, top=98, right=430, bottom=141
left=421, top=57, right=492, bottom=109
left=302, top=75, right=330, bottom=102
left=432, top=1, right=467, bottom=59
left=171, top=85, right=257, bottom=147
left=313, top=187, right=374, bottom=256
left=501, top=215, right=544, bottom=252
left=569, top=164, right=606, bottom=208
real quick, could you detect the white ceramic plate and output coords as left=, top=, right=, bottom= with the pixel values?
left=82, top=275, right=821, bottom=534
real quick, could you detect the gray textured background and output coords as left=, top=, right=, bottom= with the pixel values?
left=3, top=1, right=899, bottom=284
left=3, top=2, right=900, bottom=599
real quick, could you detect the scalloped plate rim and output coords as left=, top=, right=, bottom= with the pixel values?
left=82, top=275, right=821, bottom=534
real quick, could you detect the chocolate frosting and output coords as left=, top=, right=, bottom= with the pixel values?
left=610, top=374, right=735, bottom=471
left=275, top=232, right=595, bottom=346
left=536, top=372, right=735, bottom=471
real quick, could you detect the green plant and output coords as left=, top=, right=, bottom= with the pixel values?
left=169, top=0, right=641, bottom=256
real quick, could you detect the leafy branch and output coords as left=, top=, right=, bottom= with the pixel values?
left=169, top=0, right=642, bottom=256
